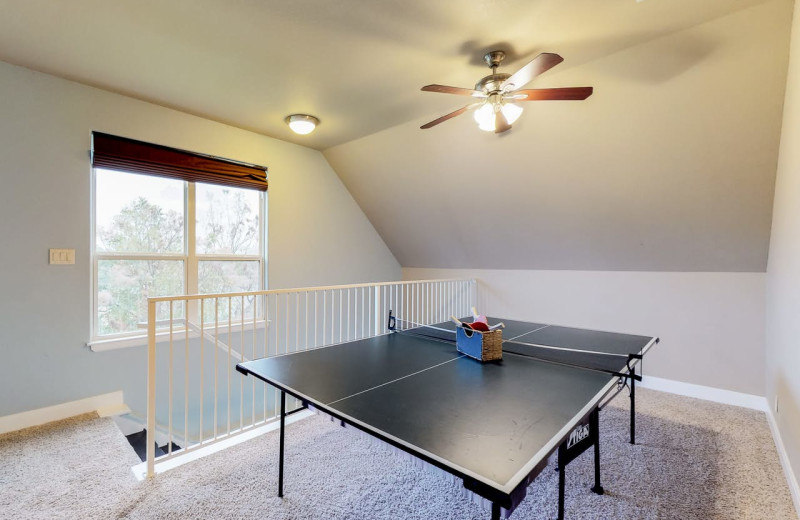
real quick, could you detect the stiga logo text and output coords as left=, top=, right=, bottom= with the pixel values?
left=567, top=424, right=590, bottom=449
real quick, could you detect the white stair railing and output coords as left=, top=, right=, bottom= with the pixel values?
left=145, top=278, right=476, bottom=477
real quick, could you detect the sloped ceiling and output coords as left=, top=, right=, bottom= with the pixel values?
left=325, top=0, right=792, bottom=271
left=0, top=0, right=780, bottom=150
left=0, top=0, right=792, bottom=271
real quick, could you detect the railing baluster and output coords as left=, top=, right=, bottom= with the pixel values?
left=452, top=281, right=456, bottom=317
left=214, top=298, right=219, bottom=440
left=286, top=293, right=290, bottom=354
left=416, top=283, right=419, bottom=325
left=268, top=294, right=269, bottom=421
left=345, top=289, right=349, bottom=342
left=241, top=295, right=246, bottom=426
left=228, top=297, right=232, bottom=436
left=400, top=283, right=404, bottom=325
left=276, top=294, right=281, bottom=414
left=146, top=301, right=156, bottom=477
left=456, top=282, right=460, bottom=318
left=434, top=282, right=438, bottom=322
left=295, top=292, right=300, bottom=353
left=168, top=301, right=173, bottom=456
left=375, top=285, right=381, bottom=336
left=426, top=282, right=430, bottom=324
left=425, top=283, right=428, bottom=325
left=361, top=287, right=365, bottom=338
left=252, top=295, right=257, bottom=424
left=199, top=298, right=204, bottom=447
left=440, top=281, right=444, bottom=322
left=184, top=298, right=189, bottom=452
left=406, top=283, right=410, bottom=325
left=354, top=288, right=358, bottom=339
left=415, top=283, right=419, bottom=325
left=439, top=282, right=443, bottom=322
left=305, top=291, right=309, bottom=351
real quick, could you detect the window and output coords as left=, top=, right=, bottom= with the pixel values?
left=91, top=133, right=267, bottom=341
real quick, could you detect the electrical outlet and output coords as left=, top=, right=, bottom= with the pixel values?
left=775, top=394, right=779, bottom=414
left=49, top=248, right=75, bottom=265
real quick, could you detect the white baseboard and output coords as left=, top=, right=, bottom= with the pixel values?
left=639, top=375, right=767, bottom=411
left=640, top=375, right=798, bottom=516
left=0, top=391, right=124, bottom=435
left=765, top=409, right=800, bottom=517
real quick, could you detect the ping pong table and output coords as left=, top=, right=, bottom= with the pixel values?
left=236, top=314, right=658, bottom=519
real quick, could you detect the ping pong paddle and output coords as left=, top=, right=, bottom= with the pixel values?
left=470, top=306, right=488, bottom=326
left=468, top=321, right=490, bottom=332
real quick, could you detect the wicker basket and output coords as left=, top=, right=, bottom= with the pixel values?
left=456, top=327, right=503, bottom=362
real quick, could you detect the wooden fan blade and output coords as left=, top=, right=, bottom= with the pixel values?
left=420, top=105, right=472, bottom=129
left=501, top=53, right=564, bottom=91
left=422, top=84, right=486, bottom=97
left=512, top=87, right=593, bottom=101
left=494, top=110, right=511, bottom=134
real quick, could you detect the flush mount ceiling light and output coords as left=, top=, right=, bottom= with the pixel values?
left=285, top=114, right=319, bottom=135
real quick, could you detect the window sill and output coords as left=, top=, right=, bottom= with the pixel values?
left=88, top=319, right=270, bottom=352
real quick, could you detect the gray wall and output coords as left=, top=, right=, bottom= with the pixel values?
left=0, top=60, right=400, bottom=417
left=766, top=0, right=800, bottom=496
left=405, top=268, right=766, bottom=397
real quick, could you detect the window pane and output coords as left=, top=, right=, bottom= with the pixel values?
left=196, top=183, right=260, bottom=255
left=199, top=261, right=260, bottom=321
left=96, top=169, right=184, bottom=253
left=97, top=259, right=185, bottom=335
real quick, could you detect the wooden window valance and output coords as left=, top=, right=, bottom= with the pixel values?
left=91, top=132, right=268, bottom=191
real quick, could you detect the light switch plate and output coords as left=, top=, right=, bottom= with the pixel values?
left=49, top=248, right=75, bottom=265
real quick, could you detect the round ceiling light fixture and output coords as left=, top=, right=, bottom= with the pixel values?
left=285, top=114, right=319, bottom=135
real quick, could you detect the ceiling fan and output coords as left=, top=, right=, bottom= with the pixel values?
left=420, top=50, right=593, bottom=133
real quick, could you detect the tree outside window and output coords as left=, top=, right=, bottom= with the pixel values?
left=93, top=168, right=265, bottom=338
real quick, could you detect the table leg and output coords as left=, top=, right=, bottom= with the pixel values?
left=557, top=454, right=565, bottom=520
left=278, top=390, right=285, bottom=498
left=491, top=502, right=500, bottom=520
left=629, top=366, right=636, bottom=445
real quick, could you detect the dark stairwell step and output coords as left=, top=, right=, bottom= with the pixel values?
left=125, top=429, right=180, bottom=462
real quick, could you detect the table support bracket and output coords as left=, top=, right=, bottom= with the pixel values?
left=557, top=407, right=603, bottom=519
left=590, top=408, right=604, bottom=495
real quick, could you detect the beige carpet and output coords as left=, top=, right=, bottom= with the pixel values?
left=0, top=413, right=141, bottom=520
left=0, top=389, right=796, bottom=519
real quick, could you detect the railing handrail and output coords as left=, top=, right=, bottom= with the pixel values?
left=146, top=278, right=473, bottom=303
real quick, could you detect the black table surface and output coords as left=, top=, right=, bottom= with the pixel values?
left=237, top=318, right=655, bottom=493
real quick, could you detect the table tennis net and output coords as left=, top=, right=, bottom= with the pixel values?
left=392, top=317, right=638, bottom=377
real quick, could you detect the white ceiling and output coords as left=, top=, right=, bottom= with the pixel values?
left=0, top=0, right=775, bottom=150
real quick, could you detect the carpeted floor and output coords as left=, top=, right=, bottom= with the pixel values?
left=0, top=388, right=796, bottom=519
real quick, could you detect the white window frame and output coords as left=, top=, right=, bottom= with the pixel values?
left=89, top=169, right=267, bottom=350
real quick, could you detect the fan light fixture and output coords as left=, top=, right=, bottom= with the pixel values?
left=285, top=114, right=319, bottom=135
left=473, top=101, right=523, bottom=132
left=420, top=50, right=593, bottom=133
